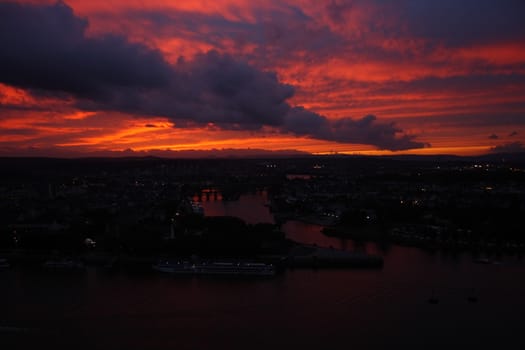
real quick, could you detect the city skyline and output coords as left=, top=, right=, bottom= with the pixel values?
left=1, top=0, right=524, bottom=157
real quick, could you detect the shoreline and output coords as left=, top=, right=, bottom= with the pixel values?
left=0, top=239, right=384, bottom=271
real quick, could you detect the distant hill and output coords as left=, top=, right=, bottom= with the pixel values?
left=0, top=147, right=311, bottom=159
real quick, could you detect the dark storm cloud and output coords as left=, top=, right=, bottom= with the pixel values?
left=285, top=108, right=427, bottom=150
left=330, top=115, right=428, bottom=150
left=0, top=1, right=172, bottom=98
left=490, top=142, right=525, bottom=154
left=178, top=51, right=294, bottom=128
left=0, top=2, right=425, bottom=151
left=82, top=51, right=295, bottom=130
left=284, top=107, right=331, bottom=137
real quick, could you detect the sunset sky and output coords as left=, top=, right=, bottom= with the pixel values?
left=1, top=0, right=524, bottom=157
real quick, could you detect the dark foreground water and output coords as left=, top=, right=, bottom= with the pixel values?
left=2, top=193, right=524, bottom=349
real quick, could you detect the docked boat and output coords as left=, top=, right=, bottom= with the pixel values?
left=152, top=260, right=275, bottom=277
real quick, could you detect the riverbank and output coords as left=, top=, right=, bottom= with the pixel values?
left=0, top=239, right=383, bottom=271
left=321, top=224, right=525, bottom=256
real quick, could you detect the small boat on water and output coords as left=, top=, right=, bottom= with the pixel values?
left=152, top=260, right=275, bottom=277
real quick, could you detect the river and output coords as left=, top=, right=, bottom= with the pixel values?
left=1, top=191, right=524, bottom=349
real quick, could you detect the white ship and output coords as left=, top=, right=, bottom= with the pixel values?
left=152, top=260, right=275, bottom=277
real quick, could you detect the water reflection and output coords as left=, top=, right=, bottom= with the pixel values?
left=199, top=190, right=274, bottom=225
left=198, top=190, right=385, bottom=254
left=3, top=190, right=525, bottom=349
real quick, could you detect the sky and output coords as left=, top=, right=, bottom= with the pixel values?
left=1, top=0, right=524, bottom=157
